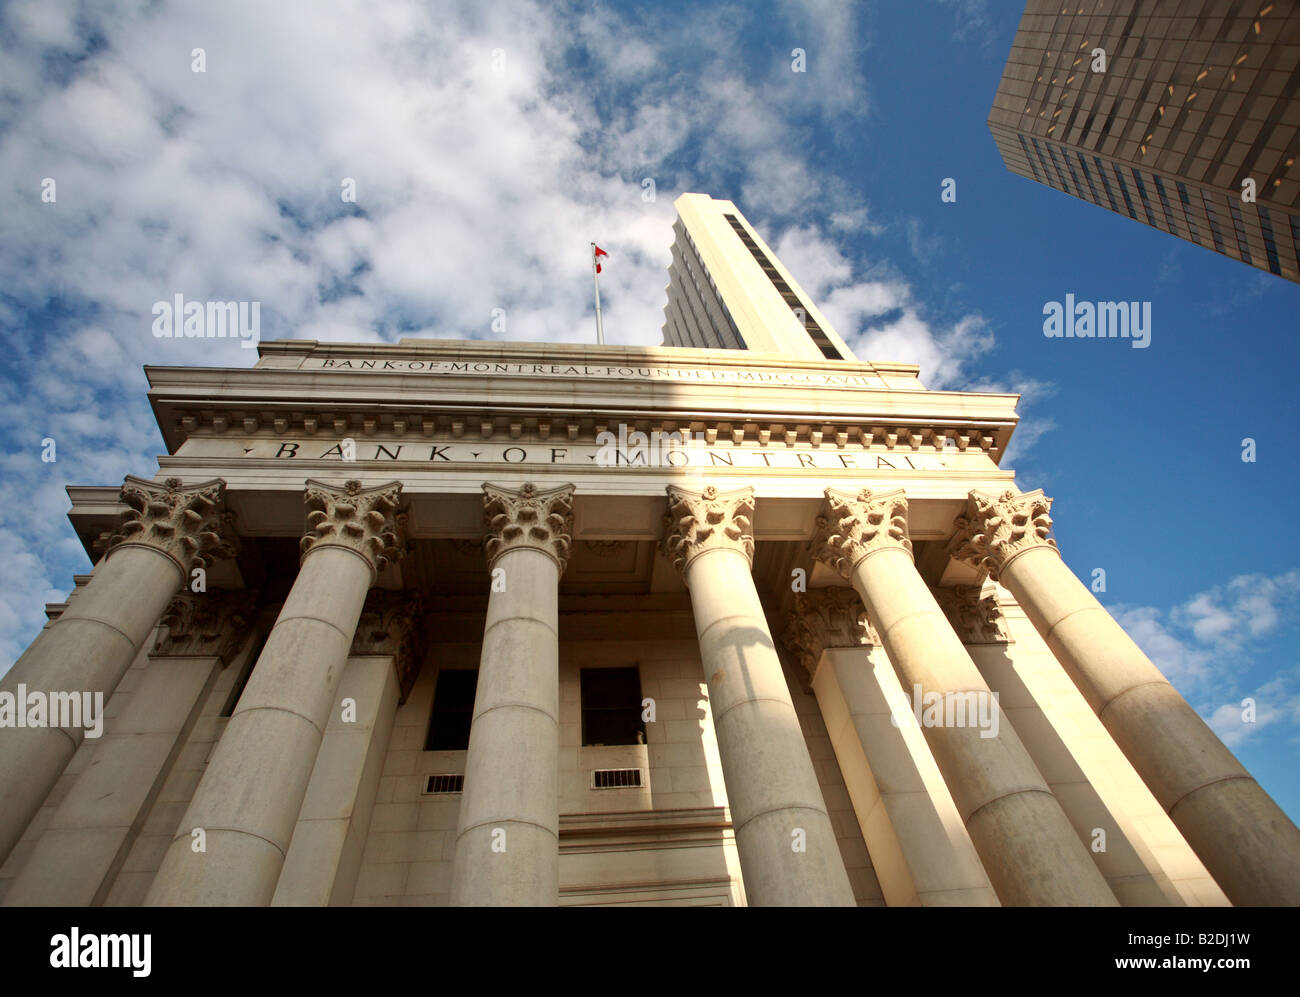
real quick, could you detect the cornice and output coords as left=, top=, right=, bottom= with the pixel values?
left=144, top=340, right=1020, bottom=457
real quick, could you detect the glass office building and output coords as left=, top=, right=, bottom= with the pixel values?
left=989, top=1, right=1300, bottom=283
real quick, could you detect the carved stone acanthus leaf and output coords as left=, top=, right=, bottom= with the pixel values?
left=782, top=587, right=879, bottom=681
left=809, top=487, right=911, bottom=578
left=583, top=540, right=627, bottom=558
left=350, top=589, right=427, bottom=702
left=661, top=485, right=755, bottom=575
left=107, top=476, right=239, bottom=575
left=153, top=589, right=259, bottom=663
left=947, top=489, right=1058, bottom=581
left=482, top=482, right=575, bottom=574
left=931, top=585, right=1011, bottom=644
left=300, top=478, right=407, bottom=577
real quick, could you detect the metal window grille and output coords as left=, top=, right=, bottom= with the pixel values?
left=592, top=769, right=643, bottom=790
left=424, top=774, right=465, bottom=794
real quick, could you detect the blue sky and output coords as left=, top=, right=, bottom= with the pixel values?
left=1, top=0, right=1297, bottom=822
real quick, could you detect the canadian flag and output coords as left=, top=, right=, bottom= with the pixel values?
left=593, top=244, right=608, bottom=273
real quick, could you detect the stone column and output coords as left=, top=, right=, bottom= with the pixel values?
left=665, top=485, right=855, bottom=907
left=934, top=583, right=1191, bottom=906
left=450, top=482, right=574, bottom=907
left=272, top=591, right=424, bottom=906
left=4, top=591, right=256, bottom=906
left=812, top=487, right=1116, bottom=906
left=146, top=479, right=405, bottom=906
left=950, top=488, right=1300, bottom=906
left=0, top=476, right=236, bottom=866
left=784, top=588, right=999, bottom=906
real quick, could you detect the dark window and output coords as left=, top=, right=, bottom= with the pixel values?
left=1018, top=135, right=1043, bottom=181
left=1202, top=191, right=1226, bottom=252
left=1228, top=199, right=1253, bottom=264
left=581, top=667, right=644, bottom=746
left=722, top=213, right=842, bottom=359
left=424, top=669, right=478, bottom=751
left=1152, top=175, right=1181, bottom=237
left=1076, top=153, right=1101, bottom=204
left=1093, top=156, right=1119, bottom=212
left=1130, top=168, right=1157, bottom=226
left=1175, top=182, right=1200, bottom=244
left=221, top=630, right=268, bottom=717
left=1112, top=165, right=1139, bottom=219
left=1259, top=206, right=1282, bottom=275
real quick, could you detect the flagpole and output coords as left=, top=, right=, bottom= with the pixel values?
left=591, top=242, right=605, bottom=345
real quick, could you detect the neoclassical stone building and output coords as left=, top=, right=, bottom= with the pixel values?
left=2, top=196, right=1299, bottom=907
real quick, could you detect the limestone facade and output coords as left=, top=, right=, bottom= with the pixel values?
left=1, top=336, right=1296, bottom=906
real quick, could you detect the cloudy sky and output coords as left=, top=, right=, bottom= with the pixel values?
left=1, top=0, right=1298, bottom=819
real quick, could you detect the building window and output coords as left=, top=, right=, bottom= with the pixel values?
left=1018, top=135, right=1043, bottom=181
left=1151, top=175, right=1181, bottom=237
left=1175, top=182, right=1200, bottom=244
left=1258, top=206, right=1282, bottom=275
left=1092, top=156, right=1119, bottom=213
left=1201, top=191, right=1226, bottom=253
left=424, top=669, right=478, bottom=751
left=1112, top=165, right=1138, bottom=219
left=721, top=213, right=842, bottom=359
left=1129, top=168, right=1157, bottom=227
left=580, top=666, right=645, bottom=746
left=1227, top=199, right=1253, bottom=264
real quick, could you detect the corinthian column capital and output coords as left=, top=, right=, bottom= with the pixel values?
left=661, top=484, right=755, bottom=575
left=300, top=479, right=407, bottom=578
left=809, top=487, right=911, bottom=579
left=483, top=482, right=575, bottom=574
left=947, top=489, right=1058, bottom=581
left=781, top=587, right=879, bottom=682
left=107, top=476, right=239, bottom=577
left=152, top=589, right=260, bottom=664
left=351, top=589, right=427, bottom=702
left=930, top=585, right=1011, bottom=644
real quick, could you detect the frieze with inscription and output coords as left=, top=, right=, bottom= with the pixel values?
left=308, top=357, right=887, bottom=388
left=188, top=437, right=952, bottom=471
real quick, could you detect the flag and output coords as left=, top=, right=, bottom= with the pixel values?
left=593, top=244, right=608, bottom=273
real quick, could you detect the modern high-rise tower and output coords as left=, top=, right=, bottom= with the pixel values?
left=661, top=193, right=857, bottom=359
left=989, top=1, right=1300, bottom=283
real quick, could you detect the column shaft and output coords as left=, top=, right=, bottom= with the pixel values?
left=449, top=482, right=572, bottom=906
left=0, top=475, right=234, bottom=867
left=0, top=545, right=182, bottom=865
left=146, top=547, right=371, bottom=904
left=848, top=546, right=1117, bottom=905
left=145, top=477, right=404, bottom=905
left=450, top=545, right=561, bottom=905
left=4, top=648, right=223, bottom=905
left=687, top=554, right=855, bottom=907
left=272, top=654, right=400, bottom=906
left=1000, top=545, right=1300, bottom=906
left=814, top=646, right=999, bottom=906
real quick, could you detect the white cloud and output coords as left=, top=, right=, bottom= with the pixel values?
left=1112, top=570, right=1300, bottom=749
left=0, top=0, right=1002, bottom=676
